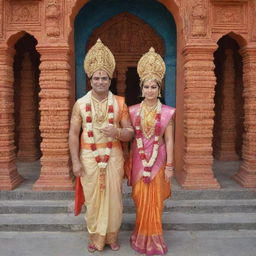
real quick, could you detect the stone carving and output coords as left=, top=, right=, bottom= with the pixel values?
left=252, top=1, right=256, bottom=41
left=88, top=13, right=163, bottom=55
left=215, top=5, right=241, bottom=24
left=0, top=0, right=2, bottom=37
left=0, top=48, right=24, bottom=190
left=33, top=47, right=73, bottom=191
left=181, top=46, right=220, bottom=189
left=45, top=0, right=61, bottom=37
left=10, top=2, right=39, bottom=24
left=191, top=0, right=207, bottom=37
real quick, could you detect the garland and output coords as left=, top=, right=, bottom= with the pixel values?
left=135, top=99, right=162, bottom=184
left=85, top=91, right=114, bottom=190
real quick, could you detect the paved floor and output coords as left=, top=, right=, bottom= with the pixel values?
left=0, top=230, right=256, bottom=256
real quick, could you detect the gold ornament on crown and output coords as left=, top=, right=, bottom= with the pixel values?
left=137, top=47, right=166, bottom=84
left=84, top=39, right=116, bottom=78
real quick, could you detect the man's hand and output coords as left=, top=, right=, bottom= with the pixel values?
left=72, top=161, right=85, bottom=177
left=100, top=124, right=118, bottom=138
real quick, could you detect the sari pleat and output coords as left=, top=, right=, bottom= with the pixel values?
left=130, top=166, right=170, bottom=255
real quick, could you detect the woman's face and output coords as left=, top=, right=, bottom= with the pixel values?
left=142, top=79, right=160, bottom=100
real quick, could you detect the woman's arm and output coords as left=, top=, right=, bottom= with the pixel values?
left=164, top=120, right=174, bottom=182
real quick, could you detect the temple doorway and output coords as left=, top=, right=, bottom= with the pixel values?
left=86, top=12, right=164, bottom=106
left=13, top=34, right=41, bottom=188
left=213, top=35, right=244, bottom=187
left=75, top=0, right=176, bottom=107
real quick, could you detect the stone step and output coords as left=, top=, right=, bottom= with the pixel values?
left=0, top=212, right=255, bottom=232
left=1, top=199, right=256, bottom=214
left=1, top=188, right=256, bottom=200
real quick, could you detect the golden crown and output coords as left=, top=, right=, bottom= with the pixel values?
left=84, top=39, right=116, bottom=78
left=137, top=47, right=166, bottom=83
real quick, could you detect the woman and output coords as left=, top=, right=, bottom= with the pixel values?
left=128, top=47, right=175, bottom=255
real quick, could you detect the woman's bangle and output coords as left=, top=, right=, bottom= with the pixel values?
left=166, top=162, right=174, bottom=167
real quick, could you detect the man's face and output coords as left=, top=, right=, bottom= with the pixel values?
left=90, top=70, right=111, bottom=95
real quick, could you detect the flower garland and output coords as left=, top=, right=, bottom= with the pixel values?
left=85, top=91, right=114, bottom=190
left=135, top=99, right=162, bottom=184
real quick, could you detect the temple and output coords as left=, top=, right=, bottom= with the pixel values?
left=0, top=0, right=255, bottom=190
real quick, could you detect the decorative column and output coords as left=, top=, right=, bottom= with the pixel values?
left=0, top=47, right=24, bottom=190
left=116, top=65, right=127, bottom=96
left=33, top=46, right=73, bottom=190
left=177, top=45, right=220, bottom=189
left=215, top=49, right=239, bottom=161
left=17, top=53, right=40, bottom=161
left=233, top=46, right=256, bottom=188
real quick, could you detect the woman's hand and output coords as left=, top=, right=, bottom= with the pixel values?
left=72, top=161, right=85, bottom=177
left=164, top=167, right=173, bottom=183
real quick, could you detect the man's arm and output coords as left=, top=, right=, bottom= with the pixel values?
left=100, top=101, right=134, bottom=142
left=118, top=118, right=134, bottom=142
left=69, top=121, right=84, bottom=177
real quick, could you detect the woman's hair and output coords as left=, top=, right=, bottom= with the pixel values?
left=140, top=79, right=161, bottom=89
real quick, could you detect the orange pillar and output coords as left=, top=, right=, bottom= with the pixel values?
left=33, top=45, right=73, bottom=191
left=0, top=46, right=24, bottom=190
left=233, top=46, right=256, bottom=188
left=215, top=49, right=239, bottom=161
left=17, top=53, right=40, bottom=161
left=176, top=45, right=220, bottom=189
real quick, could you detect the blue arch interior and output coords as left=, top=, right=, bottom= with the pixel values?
left=75, top=0, right=176, bottom=107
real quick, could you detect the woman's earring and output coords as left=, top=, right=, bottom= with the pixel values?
left=158, top=90, right=161, bottom=98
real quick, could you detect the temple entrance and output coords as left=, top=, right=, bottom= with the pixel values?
left=13, top=34, right=41, bottom=188
left=75, top=0, right=177, bottom=107
left=86, top=12, right=164, bottom=105
left=213, top=35, right=244, bottom=186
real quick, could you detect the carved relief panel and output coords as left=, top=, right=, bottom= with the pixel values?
left=251, top=0, right=256, bottom=41
left=211, top=1, right=248, bottom=33
left=6, top=0, right=41, bottom=30
left=45, top=0, right=62, bottom=38
left=0, top=0, right=3, bottom=37
left=180, top=0, right=209, bottom=40
left=191, top=0, right=208, bottom=37
left=88, top=13, right=163, bottom=58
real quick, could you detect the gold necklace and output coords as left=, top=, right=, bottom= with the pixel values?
left=141, top=101, right=157, bottom=139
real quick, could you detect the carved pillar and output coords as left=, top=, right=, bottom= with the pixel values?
left=17, top=53, right=40, bottom=161
left=177, top=45, right=220, bottom=189
left=233, top=47, right=256, bottom=188
left=0, top=47, right=24, bottom=190
left=215, top=49, right=239, bottom=161
left=33, top=46, right=73, bottom=190
left=116, top=65, right=127, bottom=96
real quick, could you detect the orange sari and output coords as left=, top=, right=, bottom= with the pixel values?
left=131, top=166, right=170, bottom=255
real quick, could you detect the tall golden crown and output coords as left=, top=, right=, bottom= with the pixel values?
left=137, top=47, right=166, bottom=83
left=84, top=39, right=116, bottom=78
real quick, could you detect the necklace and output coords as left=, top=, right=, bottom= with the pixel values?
left=135, top=99, right=162, bottom=183
left=142, top=101, right=158, bottom=139
left=85, top=91, right=114, bottom=190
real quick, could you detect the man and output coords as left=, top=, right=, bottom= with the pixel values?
left=69, top=39, right=134, bottom=253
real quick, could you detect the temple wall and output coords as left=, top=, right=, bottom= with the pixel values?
left=0, top=0, right=255, bottom=190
